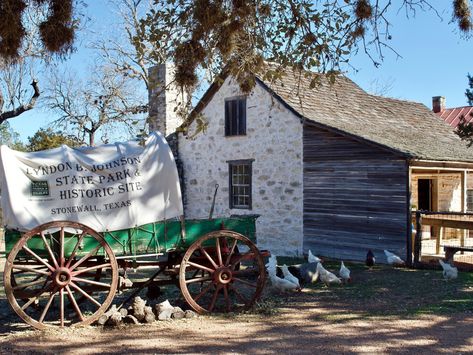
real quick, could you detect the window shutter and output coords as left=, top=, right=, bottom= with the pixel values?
left=225, top=100, right=230, bottom=136
left=239, top=98, right=246, bottom=135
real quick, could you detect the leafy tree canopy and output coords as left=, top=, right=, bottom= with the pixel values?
left=26, top=127, right=81, bottom=151
left=141, top=0, right=473, bottom=95
left=0, top=121, right=25, bottom=150
left=456, top=74, right=473, bottom=146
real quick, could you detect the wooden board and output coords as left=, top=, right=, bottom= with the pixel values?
left=302, top=123, right=408, bottom=262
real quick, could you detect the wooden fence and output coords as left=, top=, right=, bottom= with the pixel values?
left=413, top=211, right=473, bottom=267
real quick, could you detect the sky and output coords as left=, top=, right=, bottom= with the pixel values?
left=7, top=1, right=473, bottom=143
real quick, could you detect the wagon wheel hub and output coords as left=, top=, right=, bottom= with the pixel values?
left=214, top=267, right=233, bottom=285
left=53, top=267, right=72, bottom=288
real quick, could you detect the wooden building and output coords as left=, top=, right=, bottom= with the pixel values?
left=148, top=65, right=473, bottom=262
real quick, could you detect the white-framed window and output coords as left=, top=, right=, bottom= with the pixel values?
left=228, top=160, right=253, bottom=209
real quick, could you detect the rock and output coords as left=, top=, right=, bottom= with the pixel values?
left=132, top=296, right=147, bottom=322
left=184, top=310, right=198, bottom=319
left=171, top=308, right=185, bottom=320
left=143, top=306, right=155, bottom=323
left=119, top=308, right=128, bottom=318
left=107, top=311, right=122, bottom=326
left=158, top=309, right=173, bottom=321
left=144, top=312, right=156, bottom=323
left=123, top=314, right=140, bottom=325
left=154, top=299, right=173, bottom=315
left=97, top=314, right=109, bottom=326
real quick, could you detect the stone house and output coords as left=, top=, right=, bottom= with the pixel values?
left=148, top=65, right=473, bottom=262
left=432, top=96, right=473, bottom=212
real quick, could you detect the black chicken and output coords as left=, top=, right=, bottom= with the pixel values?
left=366, top=249, right=375, bottom=268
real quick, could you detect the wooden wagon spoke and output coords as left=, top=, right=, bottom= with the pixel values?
left=13, top=277, right=49, bottom=290
left=65, top=232, right=86, bottom=268
left=69, top=282, right=102, bottom=307
left=228, top=285, right=249, bottom=305
left=59, top=288, right=65, bottom=327
left=40, top=232, right=59, bottom=269
left=223, top=285, right=231, bottom=313
left=59, top=227, right=65, bottom=267
left=233, top=277, right=257, bottom=288
left=71, top=276, right=112, bottom=289
left=208, top=285, right=221, bottom=313
left=193, top=282, right=214, bottom=303
left=215, top=237, right=223, bottom=267
left=12, top=265, right=51, bottom=276
left=71, top=263, right=111, bottom=277
left=22, top=246, right=55, bottom=272
left=65, top=285, right=84, bottom=321
left=39, top=290, right=57, bottom=323
left=185, top=275, right=213, bottom=284
left=5, top=221, right=118, bottom=330
left=224, top=239, right=238, bottom=266
left=69, top=244, right=102, bottom=271
left=20, top=282, right=52, bottom=311
left=186, top=260, right=215, bottom=273
left=198, top=246, right=218, bottom=269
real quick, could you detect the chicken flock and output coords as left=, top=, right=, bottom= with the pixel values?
left=267, top=248, right=458, bottom=293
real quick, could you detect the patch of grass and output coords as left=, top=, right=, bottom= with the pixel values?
left=264, top=259, right=473, bottom=319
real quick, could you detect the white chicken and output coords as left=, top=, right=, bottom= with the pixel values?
left=439, top=259, right=458, bottom=280
left=281, top=264, right=301, bottom=289
left=339, top=261, right=351, bottom=283
left=266, top=254, right=277, bottom=274
left=268, top=269, right=301, bottom=292
left=384, top=250, right=405, bottom=266
left=316, top=262, right=341, bottom=285
left=308, top=249, right=321, bottom=263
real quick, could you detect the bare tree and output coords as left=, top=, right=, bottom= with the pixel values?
left=92, top=0, right=163, bottom=92
left=45, top=64, right=146, bottom=146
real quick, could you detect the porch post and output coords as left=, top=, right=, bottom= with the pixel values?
left=461, top=170, right=467, bottom=248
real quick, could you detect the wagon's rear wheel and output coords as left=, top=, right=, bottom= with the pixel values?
left=4, top=221, right=118, bottom=330
left=179, top=230, right=266, bottom=314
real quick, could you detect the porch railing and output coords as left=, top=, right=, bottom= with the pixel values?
left=413, top=210, right=473, bottom=267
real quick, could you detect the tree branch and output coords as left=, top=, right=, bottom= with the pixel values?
left=0, top=80, right=40, bottom=124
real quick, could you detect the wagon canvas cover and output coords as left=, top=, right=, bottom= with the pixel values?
left=0, top=132, right=183, bottom=232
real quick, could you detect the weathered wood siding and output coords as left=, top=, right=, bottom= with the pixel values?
left=303, top=123, right=409, bottom=262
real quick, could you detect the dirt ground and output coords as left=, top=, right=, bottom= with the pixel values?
left=0, top=285, right=472, bottom=355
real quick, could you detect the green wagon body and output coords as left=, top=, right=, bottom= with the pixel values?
left=4, top=216, right=258, bottom=259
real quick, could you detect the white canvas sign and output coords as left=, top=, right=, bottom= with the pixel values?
left=0, top=132, right=183, bottom=232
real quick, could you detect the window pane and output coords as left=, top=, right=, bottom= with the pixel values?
left=229, top=162, right=251, bottom=209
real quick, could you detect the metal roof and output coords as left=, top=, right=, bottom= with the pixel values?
left=437, top=106, right=473, bottom=128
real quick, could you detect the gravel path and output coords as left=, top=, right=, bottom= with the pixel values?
left=1, top=289, right=472, bottom=354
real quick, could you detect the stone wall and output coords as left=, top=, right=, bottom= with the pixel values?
left=411, top=173, right=462, bottom=211
left=177, top=77, right=304, bottom=256
left=148, top=64, right=186, bottom=136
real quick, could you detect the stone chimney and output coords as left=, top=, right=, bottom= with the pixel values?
left=148, top=64, right=186, bottom=136
left=432, top=96, right=446, bottom=113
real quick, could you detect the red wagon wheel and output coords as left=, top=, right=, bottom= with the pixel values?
left=4, top=221, right=118, bottom=330
left=179, top=230, right=266, bottom=314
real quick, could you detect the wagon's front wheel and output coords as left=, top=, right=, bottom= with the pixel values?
left=179, top=230, right=266, bottom=314
left=4, top=221, right=118, bottom=330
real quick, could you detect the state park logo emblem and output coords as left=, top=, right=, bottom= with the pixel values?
left=31, top=181, right=50, bottom=197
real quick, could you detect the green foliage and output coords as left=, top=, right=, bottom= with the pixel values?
left=456, top=73, right=473, bottom=147
left=141, top=0, right=473, bottom=97
left=0, top=121, right=25, bottom=150
left=263, top=258, right=473, bottom=318
left=26, top=127, right=81, bottom=152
